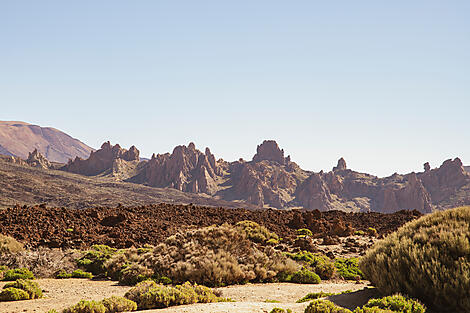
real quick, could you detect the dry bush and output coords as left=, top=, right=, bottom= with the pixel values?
left=360, top=206, right=470, bottom=312
left=0, top=234, right=23, bottom=254
left=103, top=248, right=143, bottom=281
left=0, top=248, right=80, bottom=278
left=235, top=220, right=279, bottom=243
left=143, top=223, right=298, bottom=286
left=101, top=296, right=137, bottom=312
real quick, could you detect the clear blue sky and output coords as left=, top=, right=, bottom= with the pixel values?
left=1, top=1, right=469, bottom=177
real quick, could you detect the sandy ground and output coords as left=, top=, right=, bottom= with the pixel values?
left=0, top=279, right=372, bottom=313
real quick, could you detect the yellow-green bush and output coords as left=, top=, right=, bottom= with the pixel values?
left=0, top=287, right=29, bottom=301
left=235, top=220, right=279, bottom=243
left=62, top=300, right=106, bottom=313
left=270, top=308, right=292, bottom=313
left=101, top=296, right=137, bottom=312
left=77, top=245, right=116, bottom=275
left=3, top=279, right=42, bottom=299
left=361, top=295, right=425, bottom=313
left=304, top=300, right=352, bottom=313
left=297, top=229, right=313, bottom=237
left=360, top=206, right=470, bottom=312
left=285, top=251, right=335, bottom=280
left=118, top=264, right=152, bottom=286
left=297, top=292, right=335, bottom=303
left=124, top=280, right=228, bottom=310
left=291, top=268, right=321, bottom=284
left=71, top=269, right=93, bottom=279
left=334, top=258, right=363, bottom=281
left=0, top=234, right=23, bottom=254
left=2, top=268, right=35, bottom=281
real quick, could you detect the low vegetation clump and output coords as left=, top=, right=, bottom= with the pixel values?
left=304, top=299, right=352, bottom=313
left=360, top=206, right=470, bottom=312
left=285, top=251, right=335, bottom=280
left=0, top=234, right=23, bottom=254
left=76, top=245, right=117, bottom=275
left=334, top=258, right=363, bottom=281
left=297, top=292, right=336, bottom=303
left=235, top=220, right=279, bottom=244
left=2, top=267, right=35, bottom=281
left=0, top=287, right=30, bottom=301
left=361, top=295, right=425, bottom=313
left=290, top=268, right=321, bottom=284
left=62, top=300, right=106, bottom=313
left=57, top=269, right=93, bottom=279
left=143, top=223, right=298, bottom=286
left=101, top=296, right=138, bottom=313
left=366, top=227, right=378, bottom=237
left=270, top=308, right=292, bottom=313
left=124, top=280, right=229, bottom=310
left=297, top=228, right=313, bottom=237
left=3, top=279, right=42, bottom=299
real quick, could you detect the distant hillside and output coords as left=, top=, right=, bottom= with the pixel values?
left=0, top=121, right=93, bottom=163
left=0, top=154, right=251, bottom=210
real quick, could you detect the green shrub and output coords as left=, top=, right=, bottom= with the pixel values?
left=297, top=292, right=335, bottom=303
left=0, top=287, right=29, bottom=301
left=71, top=269, right=93, bottom=279
left=101, top=296, right=137, bottom=312
left=0, top=234, right=23, bottom=254
left=297, top=229, right=313, bottom=237
left=46, top=310, right=59, bottom=313
left=62, top=300, right=106, bottom=313
left=77, top=245, right=116, bottom=275
left=291, top=269, right=321, bottom=284
left=304, top=300, right=352, bottom=313
left=3, top=279, right=42, bottom=299
left=2, top=268, right=35, bottom=281
left=235, top=220, right=279, bottom=243
left=270, top=308, right=292, bottom=313
left=56, top=270, right=72, bottom=279
left=285, top=251, right=335, bottom=280
left=360, top=206, right=470, bottom=312
left=362, top=295, right=425, bottom=313
left=124, top=280, right=228, bottom=310
left=353, top=308, right=394, bottom=313
left=354, top=230, right=365, bottom=236
left=335, top=258, right=363, bottom=280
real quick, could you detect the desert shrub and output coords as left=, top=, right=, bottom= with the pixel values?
left=270, top=308, right=292, bottom=313
left=291, top=268, right=321, bottom=284
left=104, top=248, right=143, bottom=281
left=124, top=280, right=227, bottom=310
left=101, top=296, right=137, bottom=312
left=367, top=228, right=378, bottom=237
left=286, top=251, right=335, bottom=280
left=362, top=295, right=425, bottom=313
left=353, top=308, right=394, bottom=313
left=77, top=245, right=116, bottom=275
left=56, top=269, right=72, bottom=279
left=0, top=248, right=80, bottom=278
left=3, top=279, right=42, bottom=299
left=359, top=206, right=470, bottom=312
left=143, top=224, right=298, bottom=286
left=46, top=310, right=59, bottom=313
left=0, top=234, right=23, bottom=254
left=305, top=299, right=352, bottom=313
left=335, top=258, right=363, bottom=280
left=71, top=269, right=93, bottom=279
left=354, top=230, right=365, bottom=236
left=235, top=220, right=279, bottom=243
left=0, top=287, right=29, bottom=301
left=119, top=264, right=153, bottom=286
left=297, top=292, right=335, bottom=303
left=2, top=267, right=34, bottom=281
left=63, top=300, right=106, bottom=313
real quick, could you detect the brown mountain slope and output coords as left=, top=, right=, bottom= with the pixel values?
left=0, top=121, right=93, bottom=163
left=60, top=140, right=470, bottom=213
left=0, top=155, right=253, bottom=210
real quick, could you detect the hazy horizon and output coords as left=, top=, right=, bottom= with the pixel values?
left=2, top=1, right=469, bottom=177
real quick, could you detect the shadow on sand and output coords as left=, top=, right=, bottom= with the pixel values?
left=327, top=287, right=381, bottom=310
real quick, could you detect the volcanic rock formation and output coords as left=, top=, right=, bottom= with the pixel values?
left=25, top=149, right=52, bottom=169
left=62, top=141, right=140, bottom=176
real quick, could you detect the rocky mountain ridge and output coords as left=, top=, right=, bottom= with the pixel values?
left=58, top=139, right=470, bottom=213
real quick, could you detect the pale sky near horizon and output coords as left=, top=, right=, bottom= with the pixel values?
left=1, top=1, right=469, bottom=177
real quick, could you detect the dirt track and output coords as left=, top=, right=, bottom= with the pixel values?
left=0, top=279, right=370, bottom=313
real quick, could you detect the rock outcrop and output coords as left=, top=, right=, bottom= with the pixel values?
left=62, top=141, right=139, bottom=176
left=252, top=140, right=291, bottom=165
left=333, top=158, right=347, bottom=171
left=25, top=149, right=52, bottom=169
left=130, top=143, right=223, bottom=195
